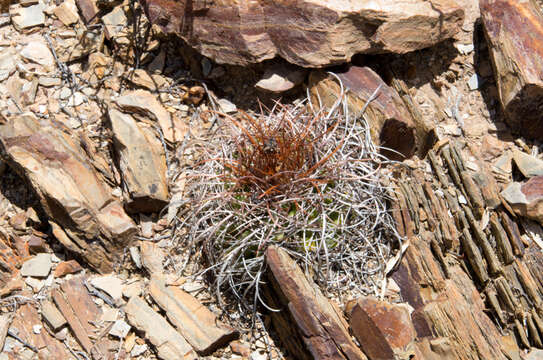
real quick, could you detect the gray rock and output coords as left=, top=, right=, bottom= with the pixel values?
left=218, top=98, right=237, bottom=114
left=513, top=150, right=543, bottom=178
left=90, top=275, right=124, bottom=302
left=10, top=3, right=45, bottom=31
left=21, top=253, right=52, bottom=278
left=467, top=73, right=480, bottom=90
left=109, top=319, right=131, bottom=338
left=41, top=300, right=67, bottom=332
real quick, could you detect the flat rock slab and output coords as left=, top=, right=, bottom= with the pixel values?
left=149, top=276, right=238, bottom=354
left=502, top=176, right=543, bottom=225
left=109, top=108, right=169, bottom=213
left=10, top=3, right=45, bottom=31
left=142, top=0, right=464, bottom=67
left=480, top=0, right=543, bottom=140
left=0, top=113, right=137, bottom=273
left=125, top=296, right=197, bottom=360
left=21, top=253, right=51, bottom=278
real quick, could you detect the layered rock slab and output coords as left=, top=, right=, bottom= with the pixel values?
left=0, top=113, right=137, bottom=273
left=480, top=0, right=543, bottom=140
left=109, top=108, right=169, bottom=213
left=142, top=0, right=464, bottom=67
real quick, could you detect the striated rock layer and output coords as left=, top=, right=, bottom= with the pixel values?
left=141, top=0, right=464, bottom=67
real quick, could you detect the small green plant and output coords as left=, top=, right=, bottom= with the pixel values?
left=179, top=83, right=401, bottom=316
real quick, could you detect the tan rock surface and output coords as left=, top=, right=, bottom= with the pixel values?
left=0, top=113, right=137, bottom=273
left=109, top=108, right=169, bottom=213
left=142, top=0, right=464, bottom=67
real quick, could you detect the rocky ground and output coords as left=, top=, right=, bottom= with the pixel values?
left=0, top=0, right=542, bottom=359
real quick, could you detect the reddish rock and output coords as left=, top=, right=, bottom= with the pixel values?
left=54, top=260, right=83, bottom=277
left=142, top=0, right=464, bottom=67
left=480, top=0, right=543, bottom=140
left=348, top=297, right=416, bottom=360
left=501, top=176, right=543, bottom=225
left=309, top=66, right=424, bottom=160
left=26, top=234, right=48, bottom=254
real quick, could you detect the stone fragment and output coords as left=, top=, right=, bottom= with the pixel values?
left=480, top=0, right=543, bottom=140
left=0, top=113, right=137, bottom=273
left=124, top=296, right=197, bottom=360
left=149, top=276, right=238, bottom=354
left=265, top=246, right=367, bottom=360
left=467, top=74, right=480, bottom=90
left=131, top=344, right=148, bottom=356
left=140, top=241, right=164, bottom=274
left=141, top=0, right=464, bottom=67
left=75, top=0, right=99, bottom=24
left=183, top=86, right=205, bottom=105
left=53, top=0, right=79, bottom=25
left=310, top=66, right=421, bottom=160
left=123, top=280, right=143, bottom=299
left=90, top=275, right=124, bottom=303
left=53, top=260, right=82, bottom=277
left=218, top=98, right=237, bottom=114
left=20, top=41, right=54, bottom=70
left=0, top=48, right=18, bottom=82
left=0, top=313, right=13, bottom=351
left=21, top=253, right=52, bottom=278
left=115, top=90, right=181, bottom=142
left=109, top=319, right=131, bottom=338
left=10, top=3, right=45, bottom=31
left=230, top=341, right=251, bottom=357
left=25, top=276, right=45, bottom=292
left=501, top=177, right=543, bottom=225
left=128, top=68, right=158, bottom=91
left=40, top=300, right=66, bottom=332
left=513, top=150, right=543, bottom=178
left=109, top=108, right=169, bottom=213
left=38, top=76, right=61, bottom=87
left=27, top=235, right=46, bottom=254
left=348, top=297, right=416, bottom=360
left=255, top=64, right=306, bottom=93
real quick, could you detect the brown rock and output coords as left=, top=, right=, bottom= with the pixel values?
left=109, top=108, right=169, bottom=213
left=309, top=66, right=420, bottom=160
left=501, top=176, right=543, bottom=225
left=53, top=260, right=83, bottom=277
left=0, top=113, right=137, bottom=273
left=230, top=340, right=251, bottom=357
left=125, top=296, right=197, bottom=360
left=26, top=234, right=47, bottom=254
left=75, top=0, right=99, bottom=24
left=183, top=86, right=206, bottom=105
left=348, top=297, right=416, bottom=360
left=142, top=0, right=464, bottom=67
left=480, top=0, right=543, bottom=140
left=53, top=0, right=79, bottom=25
left=264, top=246, right=367, bottom=360
left=115, top=90, right=183, bottom=142
left=40, top=300, right=67, bottom=332
left=149, top=276, right=238, bottom=354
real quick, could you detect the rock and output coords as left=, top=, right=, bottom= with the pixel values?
left=140, top=241, right=164, bottom=274
left=255, top=64, right=306, bottom=93
left=128, top=68, right=158, bottom=91
left=142, top=0, right=464, bottom=67
left=124, top=296, right=197, bottom=360
left=40, top=300, right=67, bottom=332
left=309, top=66, right=421, bottom=160
left=109, top=319, right=131, bottom=338
left=38, top=76, right=61, bottom=87
left=25, top=276, right=45, bottom=292
left=0, top=113, right=137, bottom=273
left=480, top=0, right=543, bottom=140
left=26, top=235, right=47, bottom=254
left=108, top=108, right=169, bottom=213
left=21, top=253, right=52, bottom=278
left=264, top=246, right=367, bottom=360
left=501, top=177, right=543, bottom=225
left=467, top=73, right=480, bottom=91
left=53, top=0, right=79, bottom=25
left=9, top=212, right=27, bottom=231
left=75, top=0, right=99, bottom=24
left=102, top=5, right=127, bottom=39
left=0, top=313, right=12, bottom=351
left=149, top=276, right=238, bottom=355
left=115, top=89, right=182, bottom=143
left=122, top=280, right=143, bottom=299
left=90, top=275, right=124, bottom=303
left=0, top=48, right=18, bottom=82
left=230, top=341, right=251, bottom=357
left=10, top=3, right=45, bottom=31
left=217, top=98, right=237, bottom=114
left=131, top=343, right=148, bottom=356
left=20, top=41, right=55, bottom=71
left=53, top=260, right=82, bottom=277
left=348, top=297, right=416, bottom=360
left=183, top=86, right=205, bottom=105
left=512, top=150, right=543, bottom=178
